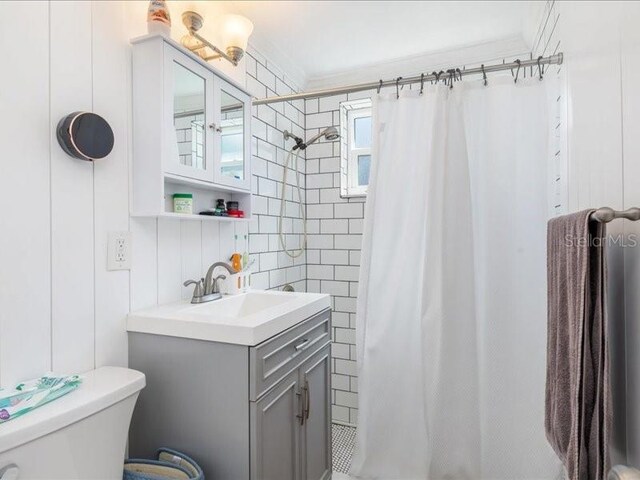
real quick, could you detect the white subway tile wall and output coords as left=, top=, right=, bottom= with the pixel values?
left=246, top=48, right=308, bottom=292
left=305, top=93, right=372, bottom=426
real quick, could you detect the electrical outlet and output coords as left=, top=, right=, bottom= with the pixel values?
left=107, top=231, right=131, bottom=271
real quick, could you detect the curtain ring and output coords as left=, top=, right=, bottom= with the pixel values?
left=537, top=56, right=544, bottom=80
left=377, top=79, right=383, bottom=94
left=420, top=73, right=425, bottom=95
left=481, top=64, right=487, bottom=86
left=446, top=69, right=455, bottom=89
left=395, top=77, right=402, bottom=98
left=513, top=59, right=521, bottom=84
left=455, top=68, right=462, bottom=82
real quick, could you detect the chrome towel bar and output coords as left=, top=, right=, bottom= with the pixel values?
left=590, top=207, right=640, bottom=223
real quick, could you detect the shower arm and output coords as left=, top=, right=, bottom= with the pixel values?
left=303, top=131, right=325, bottom=147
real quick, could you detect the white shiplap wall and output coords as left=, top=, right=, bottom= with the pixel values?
left=0, top=1, right=132, bottom=385
left=532, top=0, right=640, bottom=467
left=0, top=0, right=307, bottom=388
left=1, top=0, right=53, bottom=386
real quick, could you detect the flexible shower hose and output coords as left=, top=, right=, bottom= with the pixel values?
left=279, top=147, right=307, bottom=258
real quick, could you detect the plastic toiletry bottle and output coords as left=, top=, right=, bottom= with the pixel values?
left=230, top=253, right=243, bottom=292
left=147, top=0, right=171, bottom=37
left=230, top=253, right=242, bottom=273
left=173, top=193, right=193, bottom=214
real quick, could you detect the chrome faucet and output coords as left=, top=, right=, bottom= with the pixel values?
left=204, top=261, right=237, bottom=294
left=183, top=261, right=238, bottom=304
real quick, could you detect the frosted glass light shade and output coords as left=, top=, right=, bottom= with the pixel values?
left=220, top=14, right=254, bottom=51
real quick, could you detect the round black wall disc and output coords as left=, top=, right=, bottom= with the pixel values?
left=57, top=112, right=114, bottom=161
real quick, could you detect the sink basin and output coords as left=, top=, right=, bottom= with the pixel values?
left=127, top=290, right=331, bottom=346
left=186, top=292, right=295, bottom=319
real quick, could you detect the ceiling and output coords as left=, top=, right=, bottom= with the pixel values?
left=230, top=1, right=544, bottom=87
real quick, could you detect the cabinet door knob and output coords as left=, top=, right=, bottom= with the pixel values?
left=209, top=123, right=222, bottom=133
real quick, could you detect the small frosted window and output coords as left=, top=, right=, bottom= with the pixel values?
left=358, top=155, right=371, bottom=186
left=340, top=98, right=372, bottom=197
left=354, top=116, right=372, bottom=148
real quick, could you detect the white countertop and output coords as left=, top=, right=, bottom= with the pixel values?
left=127, top=290, right=331, bottom=346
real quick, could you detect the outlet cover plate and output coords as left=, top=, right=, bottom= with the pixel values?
left=107, top=231, right=132, bottom=271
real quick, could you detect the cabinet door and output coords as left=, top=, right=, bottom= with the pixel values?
left=163, top=46, right=215, bottom=182
left=213, top=78, right=252, bottom=191
left=251, top=370, right=302, bottom=480
left=300, top=344, right=332, bottom=480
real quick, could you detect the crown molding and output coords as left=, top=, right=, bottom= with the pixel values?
left=305, top=35, right=530, bottom=91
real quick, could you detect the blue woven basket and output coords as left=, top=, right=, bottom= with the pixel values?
left=123, top=448, right=204, bottom=480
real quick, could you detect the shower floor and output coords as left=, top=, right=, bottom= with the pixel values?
left=332, top=423, right=357, bottom=474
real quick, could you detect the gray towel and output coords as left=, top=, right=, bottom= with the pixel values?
left=545, top=209, right=611, bottom=480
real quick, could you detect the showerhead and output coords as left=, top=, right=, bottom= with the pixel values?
left=322, top=127, right=340, bottom=141
left=284, top=127, right=340, bottom=151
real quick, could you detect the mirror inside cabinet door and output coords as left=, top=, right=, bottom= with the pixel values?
left=220, top=90, right=245, bottom=181
left=172, top=61, right=206, bottom=170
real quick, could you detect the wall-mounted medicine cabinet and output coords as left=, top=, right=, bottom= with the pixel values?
left=131, top=35, right=252, bottom=221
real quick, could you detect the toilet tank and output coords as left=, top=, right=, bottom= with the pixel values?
left=0, top=367, right=145, bottom=480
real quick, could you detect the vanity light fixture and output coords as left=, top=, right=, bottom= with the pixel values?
left=180, top=11, right=253, bottom=66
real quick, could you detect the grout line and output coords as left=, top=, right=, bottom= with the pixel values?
left=91, top=2, right=97, bottom=369
left=48, top=2, right=54, bottom=373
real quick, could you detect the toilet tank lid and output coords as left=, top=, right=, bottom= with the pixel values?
left=0, top=366, right=145, bottom=454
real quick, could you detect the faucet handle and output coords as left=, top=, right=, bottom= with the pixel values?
left=212, top=274, right=227, bottom=294
left=183, top=278, right=204, bottom=299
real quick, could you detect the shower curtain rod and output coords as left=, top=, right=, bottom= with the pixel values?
left=253, top=53, right=564, bottom=105
left=590, top=207, right=640, bottom=223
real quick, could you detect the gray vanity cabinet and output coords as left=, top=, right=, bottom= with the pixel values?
left=250, top=344, right=332, bottom=480
left=299, top=345, right=332, bottom=480
left=129, top=308, right=331, bottom=480
left=250, top=369, right=301, bottom=480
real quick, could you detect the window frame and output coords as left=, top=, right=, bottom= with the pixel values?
left=340, top=98, right=372, bottom=197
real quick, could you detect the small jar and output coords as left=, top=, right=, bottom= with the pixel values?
left=173, top=193, right=193, bottom=214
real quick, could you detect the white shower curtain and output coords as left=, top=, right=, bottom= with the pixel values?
left=351, top=78, right=562, bottom=480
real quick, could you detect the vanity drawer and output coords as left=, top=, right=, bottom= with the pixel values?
left=249, top=308, right=331, bottom=401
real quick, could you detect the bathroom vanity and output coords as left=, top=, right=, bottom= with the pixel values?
left=127, top=291, right=332, bottom=480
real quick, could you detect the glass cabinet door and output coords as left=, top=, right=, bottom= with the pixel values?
left=213, top=79, right=251, bottom=190
left=164, top=48, right=214, bottom=182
